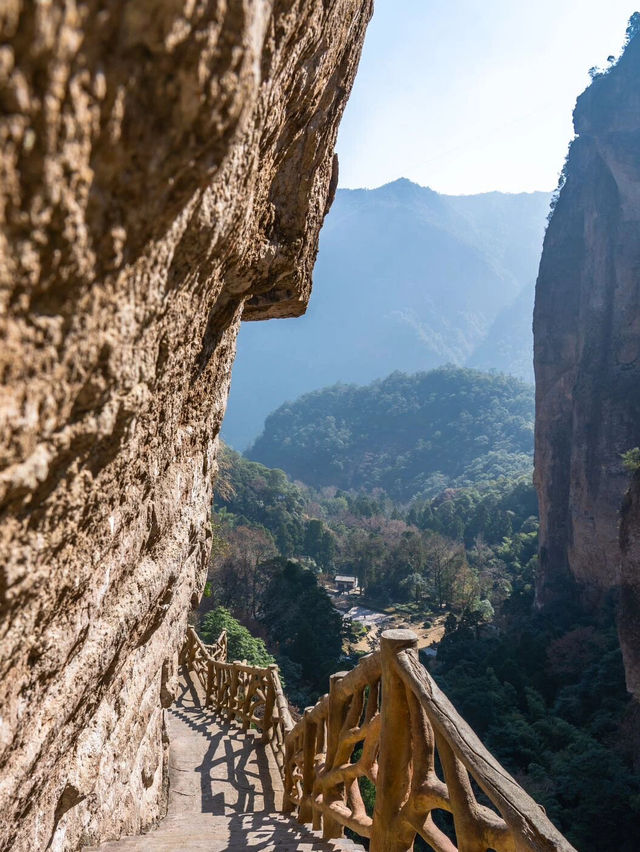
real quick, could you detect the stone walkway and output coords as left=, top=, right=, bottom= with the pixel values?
left=86, top=671, right=363, bottom=851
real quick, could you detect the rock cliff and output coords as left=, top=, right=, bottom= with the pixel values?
left=534, top=33, right=640, bottom=692
left=0, top=2, right=371, bottom=849
left=620, top=471, right=640, bottom=700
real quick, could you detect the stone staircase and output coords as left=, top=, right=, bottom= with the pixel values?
left=85, top=670, right=363, bottom=852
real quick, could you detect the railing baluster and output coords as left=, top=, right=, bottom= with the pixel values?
left=323, top=671, right=349, bottom=840
left=242, top=673, right=252, bottom=729
left=262, top=665, right=278, bottom=744
left=283, top=737, right=296, bottom=814
left=228, top=663, right=239, bottom=722
left=370, top=630, right=419, bottom=852
left=206, top=658, right=214, bottom=707
left=311, top=718, right=324, bottom=833
left=299, top=708, right=316, bottom=824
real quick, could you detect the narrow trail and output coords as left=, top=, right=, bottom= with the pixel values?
left=86, top=671, right=363, bottom=852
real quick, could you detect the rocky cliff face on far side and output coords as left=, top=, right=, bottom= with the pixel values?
left=534, top=31, right=640, bottom=693
left=620, top=470, right=640, bottom=700
left=0, top=2, right=372, bottom=850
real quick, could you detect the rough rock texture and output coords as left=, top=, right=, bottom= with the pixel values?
left=0, top=2, right=371, bottom=850
left=534, top=35, right=640, bottom=691
left=620, top=472, right=640, bottom=700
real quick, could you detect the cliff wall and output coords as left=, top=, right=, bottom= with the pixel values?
left=534, top=34, right=640, bottom=693
left=0, top=2, right=371, bottom=849
left=620, top=471, right=640, bottom=700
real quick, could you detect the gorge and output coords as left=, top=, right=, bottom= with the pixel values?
left=2, top=3, right=640, bottom=851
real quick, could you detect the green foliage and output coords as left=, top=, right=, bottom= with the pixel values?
left=215, top=445, right=306, bottom=555
left=212, top=444, right=540, bottom=620
left=303, top=518, right=336, bottom=569
left=436, top=602, right=640, bottom=851
left=407, top=475, right=537, bottom=546
left=622, top=446, right=640, bottom=472
left=207, top=421, right=640, bottom=849
left=260, top=558, right=344, bottom=700
left=248, top=367, right=534, bottom=501
left=199, top=607, right=275, bottom=667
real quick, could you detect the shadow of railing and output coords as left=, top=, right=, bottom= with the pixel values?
left=173, top=667, right=278, bottom=816
left=182, top=625, right=576, bottom=852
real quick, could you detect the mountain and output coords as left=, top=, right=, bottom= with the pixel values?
left=223, top=180, right=550, bottom=450
left=247, top=366, right=535, bottom=501
left=467, top=280, right=536, bottom=381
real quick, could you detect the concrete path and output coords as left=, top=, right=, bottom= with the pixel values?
left=86, top=670, right=363, bottom=852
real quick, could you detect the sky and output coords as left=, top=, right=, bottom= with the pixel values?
left=336, top=0, right=638, bottom=194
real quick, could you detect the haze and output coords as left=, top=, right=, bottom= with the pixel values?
left=337, top=0, right=638, bottom=194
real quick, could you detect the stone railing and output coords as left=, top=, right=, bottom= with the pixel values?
left=182, top=626, right=575, bottom=852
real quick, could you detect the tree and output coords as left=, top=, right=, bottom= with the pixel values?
left=303, top=519, right=336, bottom=570
left=621, top=447, right=640, bottom=472
left=400, top=571, right=428, bottom=602
left=200, top=607, right=275, bottom=667
left=247, top=367, right=534, bottom=501
left=260, top=558, right=343, bottom=697
left=422, top=533, right=465, bottom=607
left=451, top=558, right=481, bottom=613
left=209, top=524, right=277, bottom=618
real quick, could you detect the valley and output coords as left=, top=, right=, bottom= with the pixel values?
left=206, top=358, right=640, bottom=850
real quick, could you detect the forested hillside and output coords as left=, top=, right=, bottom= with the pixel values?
left=248, top=367, right=534, bottom=499
left=204, top=446, right=640, bottom=850
left=223, top=181, right=549, bottom=449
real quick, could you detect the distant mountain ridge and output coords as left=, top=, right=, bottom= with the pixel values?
left=223, top=179, right=550, bottom=450
left=247, top=366, right=535, bottom=501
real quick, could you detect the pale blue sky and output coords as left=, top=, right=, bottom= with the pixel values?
left=336, top=0, right=638, bottom=194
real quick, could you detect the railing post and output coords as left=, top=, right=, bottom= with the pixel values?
left=188, top=632, right=197, bottom=668
left=323, top=671, right=349, bottom=840
left=228, top=663, right=240, bottom=722
left=217, top=664, right=226, bottom=708
left=298, top=708, right=316, bottom=824
left=242, top=673, right=254, bottom=730
left=283, top=736, right=296, bottom=814
left=206, top=658, right=215, bottom=708
left=179, top=633, right=188, bottom=665
left=370, top=629, right=419, bottom=852
left=221, top=630, right=228, bottom=662
left=181, top=629, right=195, bottom=667
left=262, top=665, right=278, bottom=744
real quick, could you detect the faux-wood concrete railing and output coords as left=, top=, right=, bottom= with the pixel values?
left=182, top=626, right=293, bottom=777
left=182, top=626, right=575, bottom=852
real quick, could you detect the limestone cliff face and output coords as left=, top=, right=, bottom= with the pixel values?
left=0, top=2, right=371, bottom=850
left=534, top=36, right=640, bottom=690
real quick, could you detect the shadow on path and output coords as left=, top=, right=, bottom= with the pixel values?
left=171, top=668, right=277, bottom=815
left=84, top=668, right=362, bottom=850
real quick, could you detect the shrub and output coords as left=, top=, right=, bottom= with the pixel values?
left=621, top=447, right=640, bottom=473
left=199, top=606, right=275, bottom=667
